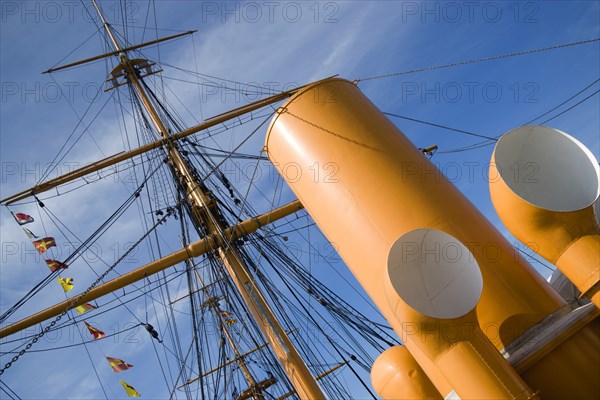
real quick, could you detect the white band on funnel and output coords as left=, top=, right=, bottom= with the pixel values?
left=494, top=125, right=600, bottom=212
left=387, top=228, right=483, bottom=319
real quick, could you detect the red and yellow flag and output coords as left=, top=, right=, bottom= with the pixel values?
left=45, top=259, right=68, bottom=272
left=75, top=303, right=96, bottom=314
left=220, top=310, right=236, bottom=325
left=119, top=380, right=141, bottom=397
left=83, top=321, right=105, bottom=340
left=106, top=356, right=133, bottom=373
left=57, top=277, right=74, bottom=292
left=33, top=237, right=56, bottom=253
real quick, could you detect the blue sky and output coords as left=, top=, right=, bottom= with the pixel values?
left=0, top=1, right=599, bottom=399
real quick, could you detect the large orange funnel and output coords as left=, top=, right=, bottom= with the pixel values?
left=490, top=126, right=600, bottom=307
left=265, top=78, right=564, bottom=350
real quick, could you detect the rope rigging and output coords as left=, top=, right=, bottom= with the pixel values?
left=0, top=206, right=176, bottom=376
left=169, top=128, right=399, bottom=396
left=36, top=84, right=116, bottom=186
left=0, top=164, right=163, bottom=325
left=0, top=267, right=187, bottom=351
left=2, top=4, right=598, bottom=397
left=377, top=76, right=600, bottom=156
left=356, top=37, right=600, bottom=82
left=383, top=112, right=498, bottom=141
left=0, top=380, right=21, bottom=400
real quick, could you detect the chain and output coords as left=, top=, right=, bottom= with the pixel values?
left=284, top=110, right=381, bottom=152
left=0, top=209, right=174, bottom=375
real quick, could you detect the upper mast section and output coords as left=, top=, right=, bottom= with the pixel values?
left=91, top=0, right=163, bottom=95
left=91, top=0, right=122, bottom=53
left=43, top=1, right=195, bottom=74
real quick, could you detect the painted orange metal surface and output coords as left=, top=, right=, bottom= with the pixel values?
left=371, top=345, right=441, bottom=399
left=384, top=243, right=538, bottom=399
left=518, top=317, right=600, bottom=399
left=265, top=78, right=563, bottom=344
left=490, top=127, right=600, bottom=307
left=265, top=78, right=566, bottom=396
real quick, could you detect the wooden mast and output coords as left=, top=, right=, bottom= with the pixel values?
left=89, top=2, right=325, bottom=398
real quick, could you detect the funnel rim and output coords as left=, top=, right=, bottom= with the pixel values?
left=493, top=125, right=600, bottom=212
left=264, top=77, right=354, bottom=150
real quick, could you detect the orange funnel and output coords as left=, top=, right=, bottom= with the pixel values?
left=490, top=126, right=600, bottom=307
left=383, top=228, right=537, bottom=399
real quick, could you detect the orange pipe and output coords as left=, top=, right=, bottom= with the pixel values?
left=387, top=311, right=537, bottom=399
left=383, top=228, right=537, bottom=399
left=371, top=345, right=442, bottom=399
left=489, top=126, right=600, bottom=307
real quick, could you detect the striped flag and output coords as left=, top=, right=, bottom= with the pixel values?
left=119, top=380, right=141, bottom=397
left=33, top=237, right=56, bottom=253
left=12, top=212, right=34, bottom=225
left=106, top=357, right=133, bottom=373
left=22, top=228, right=38, bottom=239
left=45, top=259, right=68, bottom=272
left=57, top=277, right=74, bottom=292
left=83, top=321, right=105, bottom=340
left=75, top=303, right=96, bottom=314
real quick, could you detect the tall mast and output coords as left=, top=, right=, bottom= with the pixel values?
left=90, top=2, right=324, bottom=398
